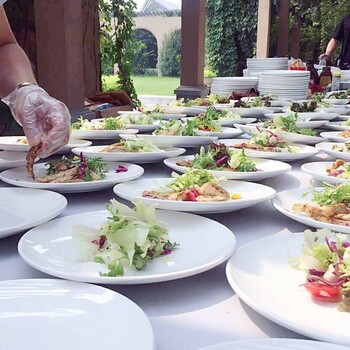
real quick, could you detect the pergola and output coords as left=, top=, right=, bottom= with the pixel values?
left=32, top=0, right=288, bottom=108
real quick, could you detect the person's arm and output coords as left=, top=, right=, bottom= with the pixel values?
left=0, top=6, right=71, bottom=158
left=0, top=7, right=36, bottom=97
left=319, top=38, right=339, bottom=61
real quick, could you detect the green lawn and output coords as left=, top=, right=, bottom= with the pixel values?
left=102, top=75, right=180, bottom=96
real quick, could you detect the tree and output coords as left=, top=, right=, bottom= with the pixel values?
left=158, top=29, right=181, bottom=77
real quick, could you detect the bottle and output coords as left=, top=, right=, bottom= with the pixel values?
left=306, top=60, right=319, bottom=85
left=331, top=71, right=341, bottom=91
left=319, top=67, right=332, bottom=89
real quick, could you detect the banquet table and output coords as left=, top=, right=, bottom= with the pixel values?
left=0, top=150, right=331, bottom=350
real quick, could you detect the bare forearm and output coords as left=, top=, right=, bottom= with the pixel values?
left=0, top=42, right=37, bottom=98
left=325, top=38, right=339, bottom=57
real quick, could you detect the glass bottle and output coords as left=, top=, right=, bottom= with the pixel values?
left=319, top=67, right=332, bottom=89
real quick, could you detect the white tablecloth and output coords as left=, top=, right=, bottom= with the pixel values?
left=0, top=154, right=321, bottom=350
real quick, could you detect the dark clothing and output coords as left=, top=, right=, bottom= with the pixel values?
left=333, top=15, right=350, bottom=69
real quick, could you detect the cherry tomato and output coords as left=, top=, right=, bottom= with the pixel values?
left=304, top=282, right=342, bottom=302
left=185, top=191, right=197, bottom=201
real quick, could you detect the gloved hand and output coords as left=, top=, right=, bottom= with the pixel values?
left=2, top=84, right=71, bottom=158
left=318, top=53, right=331, bottom=62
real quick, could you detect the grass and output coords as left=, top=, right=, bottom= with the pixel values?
left=102, top=75, right=180, bottom=96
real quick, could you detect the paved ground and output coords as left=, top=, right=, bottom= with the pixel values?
left=139, top=95, right=175, bottom=105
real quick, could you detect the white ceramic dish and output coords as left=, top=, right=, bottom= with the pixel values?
left=124, top=123, right=160, bottom=132
left=218, top=107, right=269, bottom=117
left=160, top=105, right=207, bottom=115
left=158, top=113, right=188, bottom=120
left=257, top=120, right=327, bottom=129
left=113, top=178, right=276, bottom=214
left=0, top=162, right=144, bottom=193
left=198, top=339, right=349, bottom=350
left=320, top=131, right=350, bottom=142
left=322, top=98, right=349, bottom=105
left=316, top=142, right=350, bottom=161
left=226, top=233, right=350, bottom=346
left=163, top=155, right=291, bottom=181
left=0, top=136, right=92, bottom=152
left=234, top=124, right=324, bottom=145
left=325, top=122, right=350, bottom=131
left=0, top=279, right=154, bottom=350
left=301, top=161, right=350, bottom=184
left=18, top=210, right=236, bottom=284
left=0, top=150, right=27, bottom=170
left=272, top=188, right=350, bottom=234
left=264, top=112, right=338, bottom=122
left=219, top=139, right=319, bottom=161
left=195, top=127, right=243, bottom=139
left=71, top=129, right=138, bottom=140
left=120, top=134, right=218, bottom=147
left=0, top=188, right=67, bottom=238
left=72, top=145, right=186, bottom=163
left=318, top=107, right=350, bottom=115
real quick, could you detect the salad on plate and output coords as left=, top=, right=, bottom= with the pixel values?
left=72, top=199, right=178, bottom=277
left=326, top=159, right=350, bottom=179
left=142, top=169, right=236, bottom=202
left=176, top=143, right=258, bottom=173
left=293, top=183, right=350, bottom=227
left=291, top=228, right=350, bottom=311
left=101, top=139, right=161, bottom=153
left=72, top=116, right=125, bottom=131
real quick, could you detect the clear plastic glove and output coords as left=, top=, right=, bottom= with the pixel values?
left=318, top=53, right=331, bottom=63
left=2, top=84, right=71, bottom=158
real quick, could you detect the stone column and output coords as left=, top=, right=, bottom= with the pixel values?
left=174, top=0, right=208, bottom=101
left=34, top=0, right=85, bottom=109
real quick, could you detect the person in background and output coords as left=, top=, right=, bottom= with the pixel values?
left=319, top=14, right=350, bottom=69
left=0, top=4, right=70, bottom=157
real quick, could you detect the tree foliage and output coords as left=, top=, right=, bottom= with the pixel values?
left=99, top=0, right=139, bottom=106
left=206, top=0, right=258, bottom=77
left=158, top=29, right=181, bottom=77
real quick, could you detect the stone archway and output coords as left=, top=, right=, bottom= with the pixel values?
left=133, top=15, right=181, bottom=68
left=132, top=28, right=158, bottom=71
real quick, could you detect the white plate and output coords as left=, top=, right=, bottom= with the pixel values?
left=218, top=107, right=269, bottom=117
left=320, top=131, right=350, bottom=142
left=0, top=150, right=27, bottom=170
left=0, top=136, right=92, bottom=152
left=226, top=233, right=350, bottom=346
left=158, top=113, right=188, bottom=120
left=316, top=142, right=350, bottom=161
left=71, top=129, right=138, bottom=140
left=219, top=139, right=319, bottom=161
left=325, top=122, right=350, bottom=131
left=318, top=107, right=350, bottom=115
left=301, top=161, right=350, bottom=184
left=264, top=112, right=338, bottom=121
left=0, top=279, right=154, bottom=350
left=0, top=162, right=144, bottom=193
left=258, top=119, right=327, bottom=129
left=72, top=146, right=186, bottom=163
left=181, top=117, right=255, bottom=126
left=198, top=339, right=349, bottom=350
left=18, top=210, right=236, bottom=284
left=0, top=188, right=67, bottom=238
left=163, top=155, right=291, bottom=181
left=234, top=124, right=324, bottom=145
left=124, top=123, right=160, bottom=132
left=272, top=188, right=350, bottom=234
left=195, top=127, right=243, bottom=138
left=113, top=178, right=276, bottom=214
left=322, top=98, right=349, bottom=105
left=160, top=105, right=207, bottom=115
left=120, top=134, right=218, bottom=147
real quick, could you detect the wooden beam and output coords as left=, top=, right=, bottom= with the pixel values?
left=34, top=0, right=85, bottom=109
left=277, top=0, right=290, bottom=57
left=256, top=0, right=271, bottom=58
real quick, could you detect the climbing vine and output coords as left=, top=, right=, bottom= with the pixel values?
left=99, top=0, right=140, bottom=106
left=206, top=0, right=258, bottom=76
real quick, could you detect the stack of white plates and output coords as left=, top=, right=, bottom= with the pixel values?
left=341, top=70, right=350, bottom=81
left=211, top=77, right=259, bottom=95
left=245, top=57, right=288, bottom=77
left=258, top=70, right=310, bottom=100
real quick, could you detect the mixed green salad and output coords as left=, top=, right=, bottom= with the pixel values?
left=101, top=138, right=161, bottom=153
left=183, top=143, right=258, bottom=172
left=308, top=182, right=350, bottom=206
left=170, top=94, right=230, bottom=107
left=291, top=228, right=350, bottom=311
left=262, top=114, right=317, bottom=136
left=72, top=116, right=125, bottom=131
left=72, top=199, right=179, bottom=277
left=119, top=112, right=160, bottom=125
left=327, top=160, right=350, bottom=179
left=153, top=119, right=198, bottom=136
